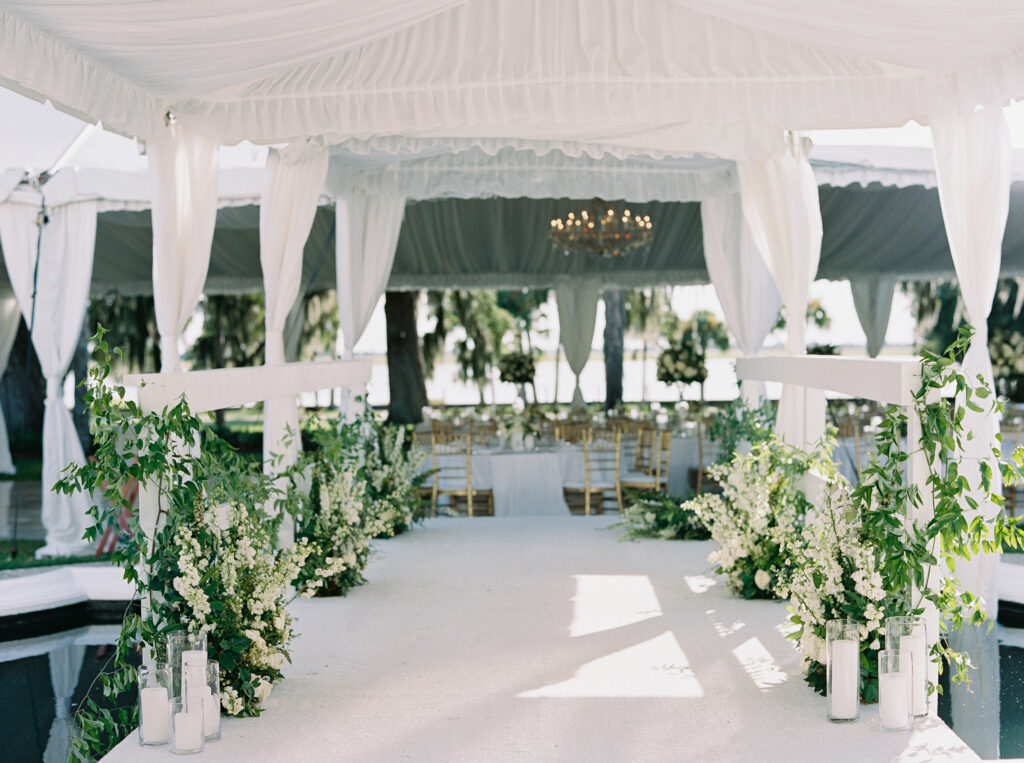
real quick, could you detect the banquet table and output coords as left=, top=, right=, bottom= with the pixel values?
left=432, top=443, right=615, bottom=516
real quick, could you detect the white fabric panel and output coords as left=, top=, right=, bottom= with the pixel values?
left=15, top=1, right=1024, bottom=151
left=555, top=284, right=600, bottom=410
left=329, top=145, right=737, bottom=202
left=0, top=201, right=96, bottom=557
left=335, top=195, right=406, bottom=356
left=701, top=194, right=781, bottom=404
left=849, top=276, right=895, bottom=358
left=931, top=107, right=1011, bottom=616
left=0, top=296, right=21, bottom=474
left=43, top=643, right=85, bottom=763
left=737, top=136, right=823, bottom=446
left=259, top=145, right=328, bottom=478
left=149, top=120, right=220, bottom=372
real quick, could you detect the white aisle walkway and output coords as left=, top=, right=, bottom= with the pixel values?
left=108, top=517, right=975, bottom=762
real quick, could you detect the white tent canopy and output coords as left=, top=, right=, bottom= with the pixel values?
left=3, top=1, right=1024, bottom=155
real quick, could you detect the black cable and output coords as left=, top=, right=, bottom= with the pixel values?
left=11, top=186, right=46, bottom=559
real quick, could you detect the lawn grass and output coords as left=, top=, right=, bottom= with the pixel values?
left=0, top=539, right=112, bottom=571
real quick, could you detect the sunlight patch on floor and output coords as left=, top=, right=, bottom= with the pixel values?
left=518, top=631, right=704, bottom=699
left=684, top=574, right=717, bottom=594
left=568, top=574, right=662, bottom=638
left=731, top=637, right=787, bottom=691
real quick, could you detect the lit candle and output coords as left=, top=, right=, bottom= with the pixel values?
left=174, top=707, right=204, bottom=751
left=830, top=639, right=859, bottom=720
left=879, top=671, right=910, bottom=729
left=139, top=686, right=170, bottom=744
left=902, top=627, right=928, bottom=715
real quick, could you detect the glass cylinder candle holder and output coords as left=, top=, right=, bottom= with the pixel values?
left=171, top=697, right=206, bottom=755
left=187, top=660, right=222, bottom=742
left=178, top=631, right=208, bottom=698
left=138, top=664, right=172, bottom=746
left=885, top=615, right=928, bottom=717
left=826, top=619, right=861, bottom=723
left=878, top=650, right=912, bottom=731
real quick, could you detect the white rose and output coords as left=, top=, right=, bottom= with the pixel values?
left=754, top=569, right=771, bottom=590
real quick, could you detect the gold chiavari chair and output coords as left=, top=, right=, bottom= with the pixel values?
left=690, top=417, right=723, bottom=495
left=634, top=426, right=655, bottom=472
left=431, top=418, right=455, bottom=445
left=564, top=429, right=621, bottom=515
left=470, top=420, right=498, bottom=445
left=556, top=421, right=585, bottom=444
left=654, top=430, right=673, bottom=494
left=431, top=433, right=493, bottom=517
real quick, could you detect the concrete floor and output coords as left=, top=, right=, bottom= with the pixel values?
left=106, top=516, right=977, bottom=762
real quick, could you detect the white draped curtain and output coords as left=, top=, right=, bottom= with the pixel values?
left=149, top=120, right=220, bottom=373
left=701, top=194, right=781, bottom=405
left=260, top=145, right=328, bottom=474
left=737, top=135, right=824, bottom=446
left=336, top=194, right=407, bottom=357
left=555, top=284, right=600, bottom=412
left=0, top=296, right=21, bottom=474
left=0, top=201, right=96, bottom=556
left=42, top=643, right=85, bottom=763
left=335, top=193, right=406, bottom=416
left=931, top=106, right=1010, bottom=613
left=850, top=276, right=895, bottom=358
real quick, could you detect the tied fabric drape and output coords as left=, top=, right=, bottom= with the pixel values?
left=259, top=144, right=328, bottom=475
left=850, top=276, right=895, bottom=358
left=701, top=194, right=781, bottom=405
left=336, top=194, right=407, bottom=357
left=42, top=643, right=85, bottom=763
left=149, top=119, right=220, bottom=373
left=555, top=284, right=600, bottom=412
left=0, top=296, right=21, bottom=474
left=737, top=134, right=824, bottom=446
left=931, top=107, right=1010, bottom=755
left=931, top=107, right=1010, bottom=612
left=0, top=201, right=96, bottom=556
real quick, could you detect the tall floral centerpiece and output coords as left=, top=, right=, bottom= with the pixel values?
left=656, top=332, right=706, bottom=403
left=498, top=350, right=536, bottom=404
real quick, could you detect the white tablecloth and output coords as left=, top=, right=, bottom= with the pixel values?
left=433, top=445, right=599, bottom=516
left=667, top=432, right=700, bottom=497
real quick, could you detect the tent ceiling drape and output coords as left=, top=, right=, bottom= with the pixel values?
left=6, top=181, right=1024, bottom=298
left=3, top=1, right=1024, bottom=154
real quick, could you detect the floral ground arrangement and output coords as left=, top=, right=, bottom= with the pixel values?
left=56, top=331, right=427, bottom=760
left=628, top=327, right=1024, bottom=706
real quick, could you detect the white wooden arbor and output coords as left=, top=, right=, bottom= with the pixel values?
left=124, top=358, right=371, bottom=636
left=736, top=354, right=941, bottom=714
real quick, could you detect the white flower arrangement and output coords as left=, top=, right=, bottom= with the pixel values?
left=685, top=436, right=835, bottom=600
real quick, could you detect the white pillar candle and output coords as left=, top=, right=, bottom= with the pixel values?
left=139, top=686, right=171, bottom=744
left=879, top=671, right=910, bottom=729
left=902, top=629, right=928, bottom=715
left=830, top=639, right=859, bottom=720
left=181, top=649, right=207, bottom=695
left=173, top=708, right=204, bottom=751
left=188, top=685, right=219, bottom=738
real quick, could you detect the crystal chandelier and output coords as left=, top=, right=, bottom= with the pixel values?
left=549, top=199, right=653, bottom=258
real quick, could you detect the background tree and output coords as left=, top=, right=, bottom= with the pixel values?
left=448, top=291, right=513, bottom=405
left=385, top=291, right=428, bottom=423
left=603, top=289, right=625, bottom=410
left=625, top=287, right=669, bottom=402
left=496, top=288, right=549, bottom=402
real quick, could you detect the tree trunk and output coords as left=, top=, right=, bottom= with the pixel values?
left=212, top=298, right=226, bottom=429
left=0, top=320, right=44, bottom=458
left=385, top=291, right=428, bottom=424
left=72, top=320, right=90, bottom=455
left=603, top=289, right=625, bottom=411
